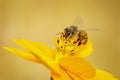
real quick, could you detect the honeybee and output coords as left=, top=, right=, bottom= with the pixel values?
left=62, top=25, right=88, bottom=45
left=55, top=17, right=97, bottom=53
left=57, top=26, right=88, bottom=46
left=63, top=26, right=78, bottom=38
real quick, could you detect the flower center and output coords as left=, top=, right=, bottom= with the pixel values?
left=54, top=26, right=88, bottom=55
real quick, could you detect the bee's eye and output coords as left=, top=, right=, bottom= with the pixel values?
left=66, top=31, right=71, bottom=36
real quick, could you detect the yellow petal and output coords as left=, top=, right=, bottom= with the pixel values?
left=4, top=47, right=39, bottom=63
left=5, top=39, right=60, bottom=74
left=59, top=56, right=95, bottom=79
left=4, top=47, right=60, bottom=74
left=14, top=39, right=55, bottom=59
left=74, top=39, right=93, bottom=58
left=93, top=69, right=118, bottom=80
left=51, top=67, right=73, bottom=80
left=66, top=71, right=83, bottom=80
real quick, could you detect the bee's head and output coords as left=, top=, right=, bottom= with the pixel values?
left=62, top=26, right=78, bottom=38
left=55, top=26, right=88, bottom=54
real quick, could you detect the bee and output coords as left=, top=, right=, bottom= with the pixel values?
left=55, top=17, right=95, bottom=53
left=55, top=25, right=88, bottom=53
left=63, top=26, right=78, bottom=38
left=62, top=25, right=88, bottom=45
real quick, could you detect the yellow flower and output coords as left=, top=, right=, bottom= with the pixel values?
left=4, top=26, right=118, bottom=80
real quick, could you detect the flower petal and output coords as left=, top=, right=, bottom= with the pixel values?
left=51, top=67, right=73, bottom=80
left=93, top=69, right=118, bottom=80
left=14, top=39, right=55, bottom=59
left=59, top=56, right=95, bottom=79
left=4, top=47, right=60, bottom=74
left=4, top=47, right=39, bottom=63
left=4, top=39, right=60, bottom=74
left=74, top=39, right=93, bottom=58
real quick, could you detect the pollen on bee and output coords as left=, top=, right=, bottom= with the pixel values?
left=81, top=39, right=87, bottom=44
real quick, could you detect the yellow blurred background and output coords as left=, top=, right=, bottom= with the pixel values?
left=0, top=0, right=120, bottom=80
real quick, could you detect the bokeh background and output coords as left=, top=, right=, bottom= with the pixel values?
left=0, top=0, right=120, bottom=80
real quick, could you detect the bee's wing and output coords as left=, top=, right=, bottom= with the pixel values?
left=72, top=16, right=83, bottom=27
left=72, top=17, right=99, bottom=31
